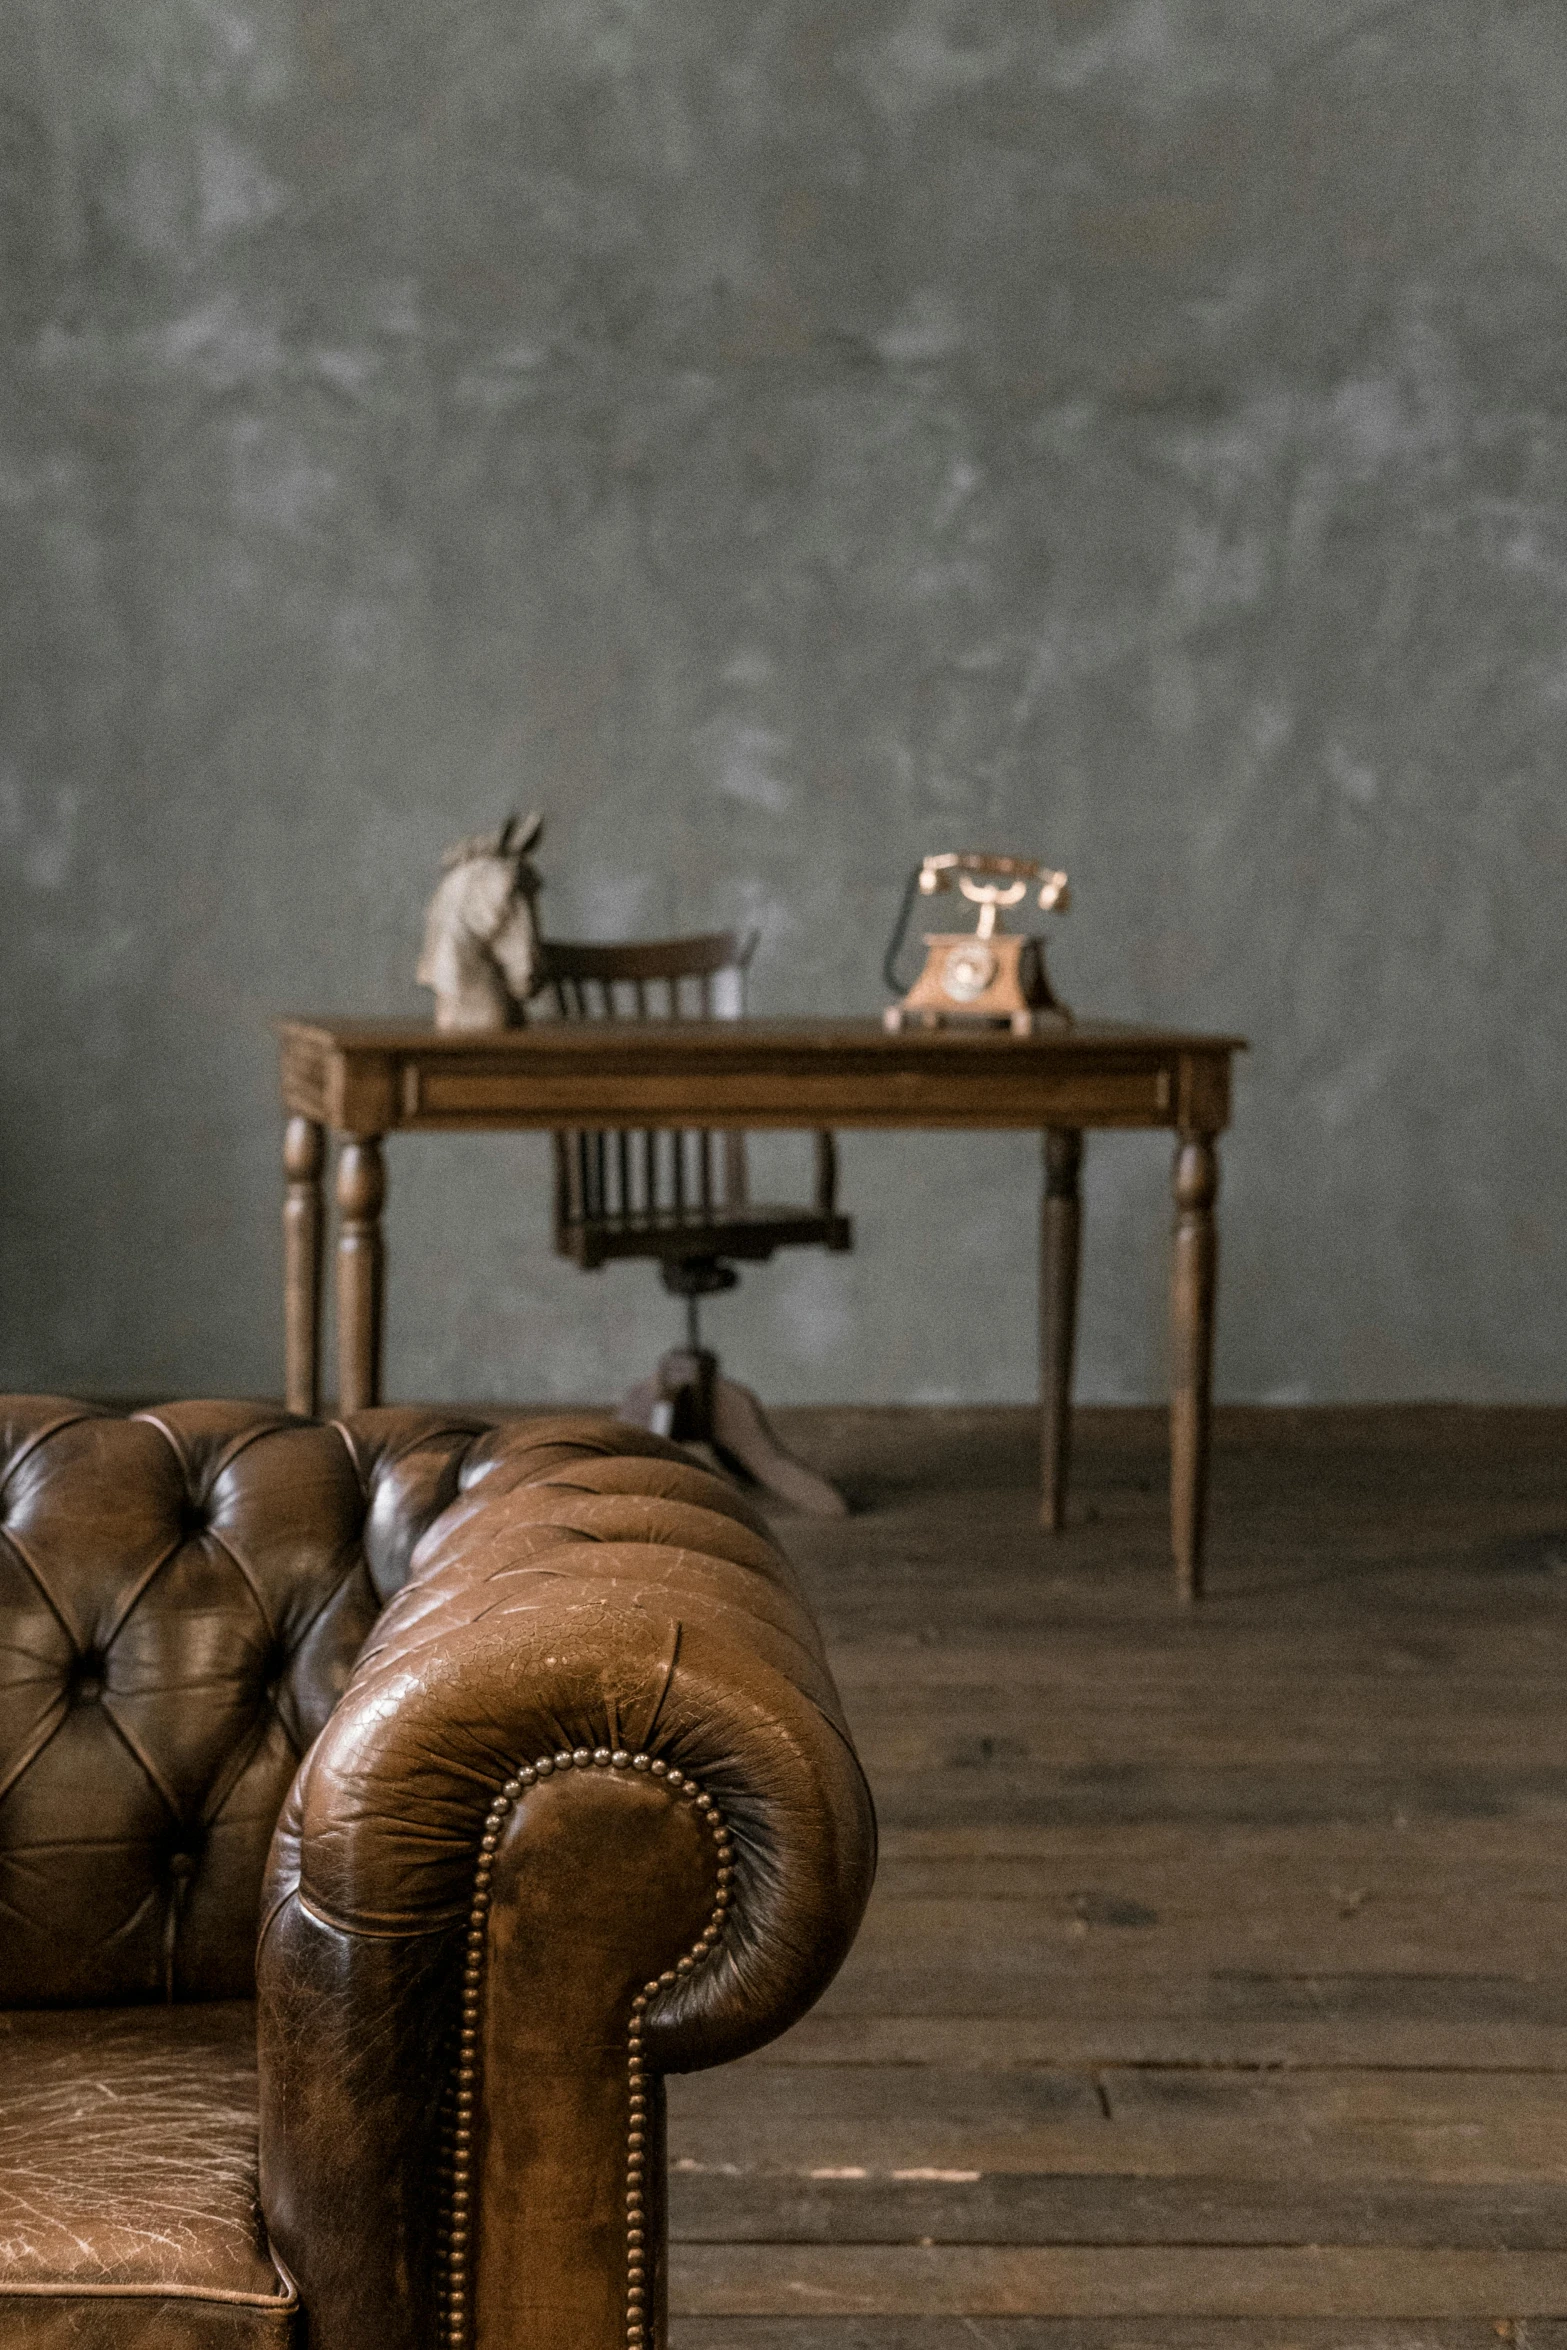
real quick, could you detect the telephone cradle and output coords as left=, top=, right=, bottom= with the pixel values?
left=883, top=852, right=1072, bottom=1036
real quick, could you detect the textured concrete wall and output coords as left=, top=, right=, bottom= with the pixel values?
left=1, top=0, right=1563, bottom=1407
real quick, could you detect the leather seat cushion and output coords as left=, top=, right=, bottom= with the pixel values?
left=0, top=2002, right=295, bottom=2346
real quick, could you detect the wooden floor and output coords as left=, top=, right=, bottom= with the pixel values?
left=663, top=1404, right=1567, bottom=2350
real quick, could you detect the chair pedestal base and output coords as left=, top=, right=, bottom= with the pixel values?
left=618, top=1348, right=848, bottom=1518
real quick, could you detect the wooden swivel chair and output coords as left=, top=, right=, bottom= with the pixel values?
left=541, top=931, right=852, bottom=1515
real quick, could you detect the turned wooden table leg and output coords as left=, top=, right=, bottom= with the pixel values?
left=336, top=1136, right=385, bottom=1413
left=282, top=1116, right=324, bottom=1418
left=1040, top=1128, right=1083, bottom=1532
left=1170, top=1131, right=1219, bottom=1604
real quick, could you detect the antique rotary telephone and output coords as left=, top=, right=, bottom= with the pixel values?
left=883, top=852, right=1071, bottom=1034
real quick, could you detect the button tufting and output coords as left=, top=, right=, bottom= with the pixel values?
left=168, top=1852, right=198, bottom=1880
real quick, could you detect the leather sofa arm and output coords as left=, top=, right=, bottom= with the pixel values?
left=256, top=1417, right=875, bottom=2350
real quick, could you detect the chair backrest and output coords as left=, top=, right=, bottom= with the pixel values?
left=541, top=930, right=754, bottom=1023
left=541, top=932, right=756, bottom=1234
left=0, top=1400, right=491, bottom=2006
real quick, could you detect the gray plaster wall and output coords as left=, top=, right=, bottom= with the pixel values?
left=1, top=0, right=1563, bottom=1408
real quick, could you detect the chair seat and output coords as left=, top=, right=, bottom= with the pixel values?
left=0, top=2002, right=296, bottom=2347
left=558, top=1200, right=852, bottom=1271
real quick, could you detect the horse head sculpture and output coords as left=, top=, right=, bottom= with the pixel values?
left=417, top=811, right=546, bottom=1030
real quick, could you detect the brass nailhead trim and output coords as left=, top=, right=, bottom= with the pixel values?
left=436, top=1747, right=733, bottom=2350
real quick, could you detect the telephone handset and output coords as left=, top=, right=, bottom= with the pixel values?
left=883, top=852, right=1071, bottom=1035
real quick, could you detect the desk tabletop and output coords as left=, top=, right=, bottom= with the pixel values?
left=279, top=1014, right=1244, bottom=1135
left=279, top=1013, right=1246, bottom=1055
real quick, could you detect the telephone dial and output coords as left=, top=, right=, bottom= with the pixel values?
left=883, top=852, right=1071, bottom=1035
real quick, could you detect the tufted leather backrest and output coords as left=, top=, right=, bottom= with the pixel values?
left=0, top=1399, right=494, bottom=2007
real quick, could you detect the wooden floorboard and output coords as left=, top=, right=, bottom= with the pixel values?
left=673, top=2245, right=1567, bottom=2317
left=669, top=2170, right=1567, bottom=2250
left=675, top=2326, right=1567, bottom=2349
left=662, top=1405, right=1567, bottom=2345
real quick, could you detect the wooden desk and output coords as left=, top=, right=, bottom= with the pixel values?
left=277, top=1015, right=1245, bottom=1600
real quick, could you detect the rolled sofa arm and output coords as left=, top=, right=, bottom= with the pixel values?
left=257, top=1415, right=876, bottom=2350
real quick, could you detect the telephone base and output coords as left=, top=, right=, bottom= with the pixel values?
left=888, top=929, right=1070, bottom=1034
left=883, top=1002, right=1074, bottom=1037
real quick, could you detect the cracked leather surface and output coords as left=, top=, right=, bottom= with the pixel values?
left=0, top=2001, right=293, bottom=2343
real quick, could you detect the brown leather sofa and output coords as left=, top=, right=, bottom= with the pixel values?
left=0, top=1399, right=875, bottom=2349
